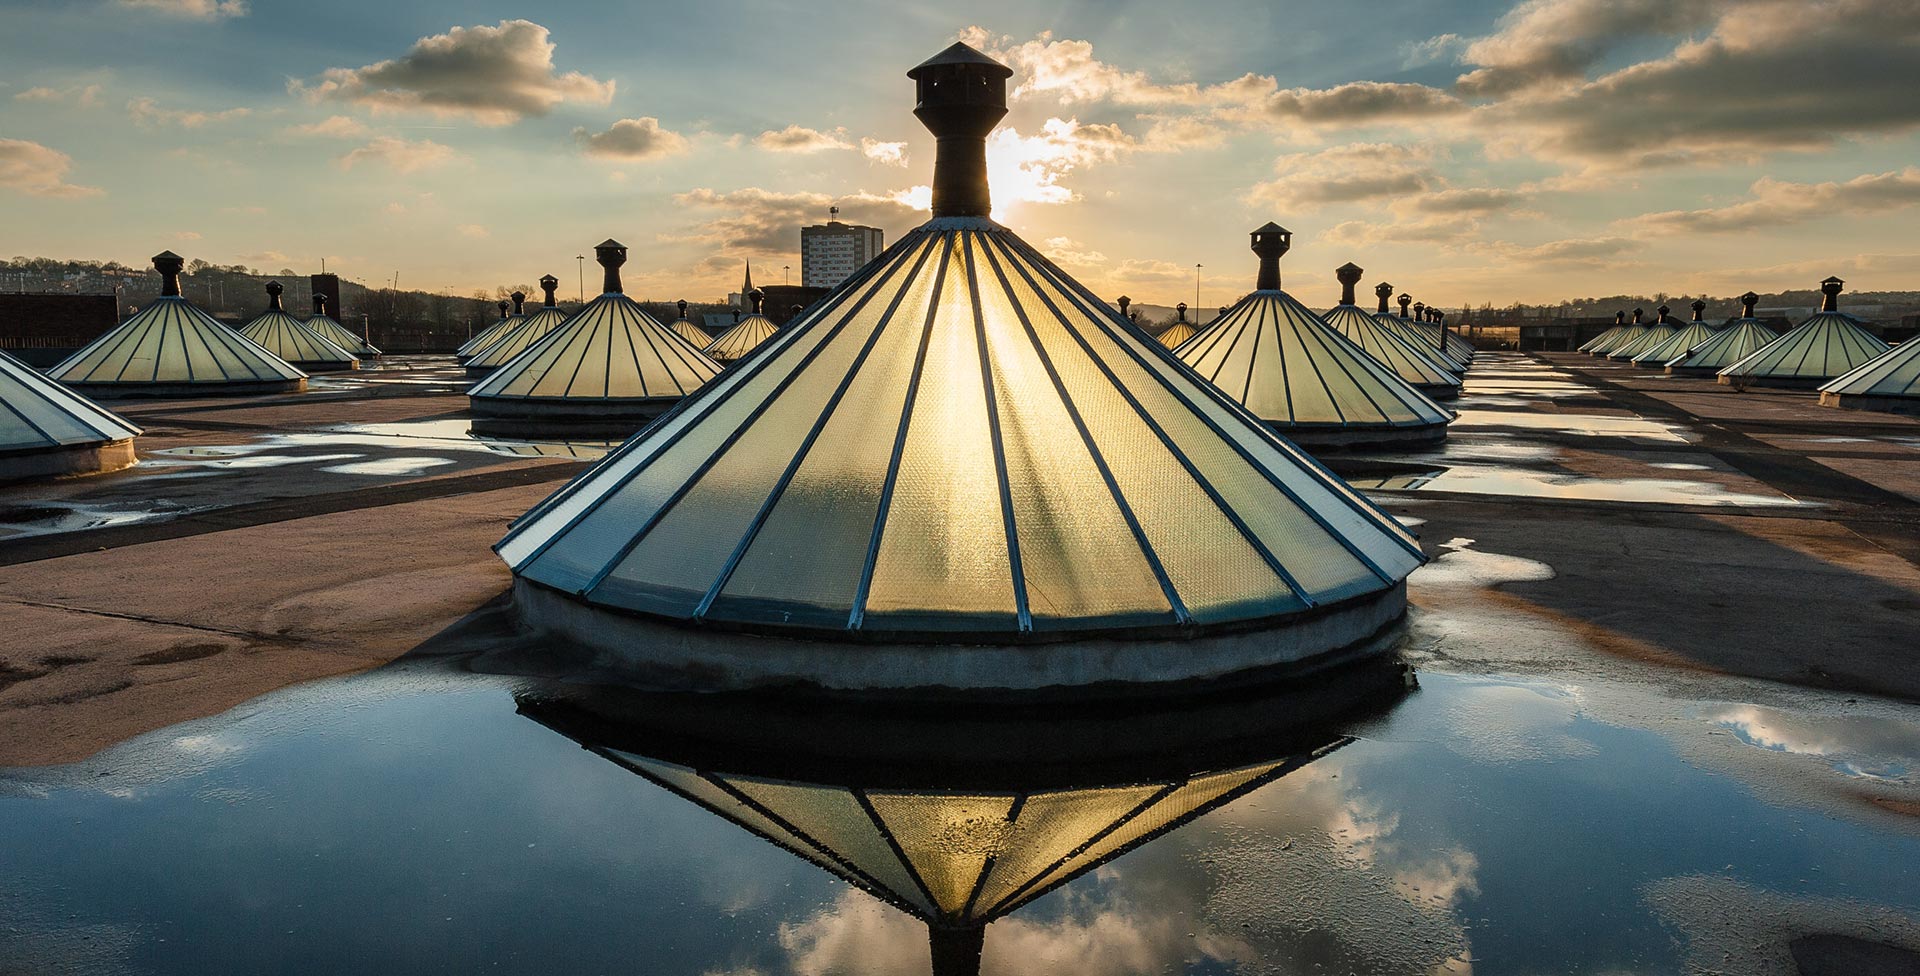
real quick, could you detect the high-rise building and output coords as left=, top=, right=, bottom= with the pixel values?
left=800, top=208, right=883, bottom=288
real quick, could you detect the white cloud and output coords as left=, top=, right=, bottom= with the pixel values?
left=292, top=20, right=613, bottom=126
left=115, top=0, right=247, bottom=19
left=754, top=125, right=853, bottom=153
left=335, top=137, right=460, bottom=174
left=284, top=115, right=369, bottom=139
left=860, top=138, right=908, bottom=167
left=1635, top=167, right=1920, bottom=233
left=0, top=139, right=103, bottom=198
left=1450, top=0, right=1724, bottom=96
left=13, top=84, right=103, bottom=108
left=1042, top=236, right=1108, bottom=268
left=126, top=97, right=249, bottom=128
left=573, top=117, right=689, bottom=161
left=457, top=224, right=489, bottom=238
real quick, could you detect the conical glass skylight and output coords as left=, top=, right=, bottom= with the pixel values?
left=1, top=347, right=142, bottom=481
left=1322, top=267, right=1459, bottom=399
left=303, top=294, right=381, bottom=360
left=468, top=240, right=720, bottom=425
left=703, top=290, right=780, bottom=363
left=1631, top=300, right=1716, bottom=366
left=50, top=251, right=306, bottom=396
left=497, top=44, right=1424, bottom=678
left=1155, top=304, right=1197, bottom=348
left=1609, top=305, right=1680, bottom=361
left=1820, top=336, right=1920, bottom=410
left=1579, top=312, right=1629, bottom=354
left=1173, top=226, right=1451, bottom=447
left=465, top=279, right=568, bottom=377
left=237, top=281, right=358, bottom=371
left=1720, top=278, right=1888, bottom=387
left=1587, top=309, right=1648, bottom=356
left=1381, top=293, right=1467, bottom=372
left=457, top=300, right=519, bottom=360
left=666, top=299, right=713, bottom=348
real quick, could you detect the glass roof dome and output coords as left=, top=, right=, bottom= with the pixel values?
left=1819, top=332, right=1920, bottom=412
left=1381, top=293, right=1468, bottom=372
left=666, top=299, right=714, bottom=348
left=1578, top=311, right=1629, bottom=354
left=457, top=300, right=519, bottom=360
left=1630, top=300, right=1716, bottom=366
left=50, top=251, right=307, bottom=397
left=496, top=43, right=1425, bottom=691
left=1720, top=278, right=1888, bottom=387
left=1154, top=304, right=1197, bottom=348
left=1586, top=309, right=1649, bottom=356
left=1609, top=304, right=1681, bottom=361
left=1322, top=267, right=1459, bottom=399
left=1, top=347, right=142, bottom=482
left=237, top=282, right=359, bottom=371
left=1173, top=225, right=1452, bottom=448
left=468, top=240, right=721, bottom=429
left=465, top=279, right=569, bottom=378
left=302, top=294, right=380, bottom=359
left=704, top=290, right=780, bottom=362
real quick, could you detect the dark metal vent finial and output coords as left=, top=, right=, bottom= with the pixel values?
left=909, top=42, right=1013, bottom=218
left=153, top=250, right=185, bottom=298
left=595, top=239, right=627, bottom=294
left=539, top=275, right=559, bottom=307
left=265, top=280, right=284, bottom=312
left=1250, top=222, right=1290, bottom=291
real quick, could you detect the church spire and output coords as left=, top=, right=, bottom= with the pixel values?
left=741, top=260, right=755, bottom=305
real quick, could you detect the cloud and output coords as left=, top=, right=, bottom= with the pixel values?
left=457, top=224, right=489, bottom=238
left=1323, top=217, right=1479, bottom=248
left=987, top=118, right=1139, bottom=208
left=284, top=115, right=369, bottom=139
left=1635, top=167, right=1920, bottom=233
left=172, top=231, right=201, bottom=240
left=1404, top=186, right=1527, bottom=214
left=1487, top=0, right=1920, bottom=166
left=573, top=117, right=688, bottom=161
left=335, top=137, right=460, bottom=173
left=1248, top=144, right=1440, bottom=210
left=115, top=0, right=246, bottom=19
left=1042, top=236, right=1108, bottom=268
left=1401, top=33, right=1468, bottom=69
left=754, top=125, right=853, bottom=153
left=126, top=97, right=249, bottom=128
left=292, top=20, right=613, bottom=126
left=0, top=139, right=103, bottom=198
left=968, top=27, right=1461, bottom=133
left=13, top=84, right=102, bottom=108
left=1466, top=236, right=1636, bottom=265
left=860, top=138, right=907, bottom=167
left=1451, top=0, right=1723, bottom=96
left=671, top=186, right=921, bottom=256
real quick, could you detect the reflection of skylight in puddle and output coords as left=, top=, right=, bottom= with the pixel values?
left=1452, top=410, right=1694, bottom=443
left=1355, top=465, right=1808, bottom=507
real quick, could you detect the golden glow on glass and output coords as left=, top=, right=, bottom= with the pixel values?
left=1821, top=336, right=1920, bottom=398
left=1668, top=322, right=1777, bottom=370
left=1322, top=305, right=1460, bottom=390
left=498, top=221, right=1423, bottom=636
left=304, top=312, right=381, bottom=358
left=237, top=311, right=358, bottom=365
left=1720, top=312, right=1889, bottom=380
left=464, top=308, right=568, bottom=369
left=703, top=314, right=780, bottom=363
left=468, top=294, right=719, bottom=402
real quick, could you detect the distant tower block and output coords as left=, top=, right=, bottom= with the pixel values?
left=1173, top=225, right=1453, bottom=449
left=50, top=251, right=307, bottom=397
left=802, top=208, right=885, bottom=289
left=494, top=42, right=1427, bottom=693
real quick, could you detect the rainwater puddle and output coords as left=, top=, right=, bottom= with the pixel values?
left=0, top=499, right=202, bottom=539
left=1452, top=409, right=1696, bottom=443
left=320, top=420, right=619, bottom=460
left=1350, top=464, right=1807, bottom=507
left=4, top=653, right=1917, bottom=976
left=319, top=457, right=459, bottom=476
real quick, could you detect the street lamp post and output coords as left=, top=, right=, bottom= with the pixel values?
left=1194, top=263, right=1203, bottom=310
left=575, top=255, right=586, bottom=303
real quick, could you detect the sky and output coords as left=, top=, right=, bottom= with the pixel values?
left=2, top=0, right=1919, bottom=308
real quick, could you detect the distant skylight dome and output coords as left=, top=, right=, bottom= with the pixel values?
left=467, top=240, right=721, bottom=430
left=666, top=299, right=713, bottom=348
left=494, top=43, right=1426, bottom=693
left=1154, top=303, right=1197, bottom=349
left=465, top=279, right=568, bottom=378
left=50, top=251, right=307, bottom=397
left=703, top=289, right=780, bottom=362
left=1720, top=278, right=1888, bottom=388
left=1607, top=304, right=1680, bottom=361
left=1322, top=266, right=1459, bottom=400
left=1173, top=225, right=1453, bottom=448
left=237, top=281, right=359, bottom=371
left=1630, top=300, right=1716, bottom=367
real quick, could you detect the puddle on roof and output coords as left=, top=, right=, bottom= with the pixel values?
left=4, top=651, right=1917, bottom=976
left=0, top=499, right=204, bottom=539
left=1349, top=463, right=1808, bottom=507
left=1452, top=409, right=1696, bottom=443
left=319, top=457, right=459, bottom=477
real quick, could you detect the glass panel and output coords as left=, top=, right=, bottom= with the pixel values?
left=1017, top=763, right=1283, bottom=908
left=723, top=778, right=934, bottom=916
left=978, top=240, right=1178, bottom=626
left=602, top=284, right=889, bottom=617
left=970, top=783, right=1167, bottom=914
left=711, top=242, right=942, bottom=627
left=864, top=234, right=1017, bottom=628
left=866, top=792, right=1016, bottom=916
